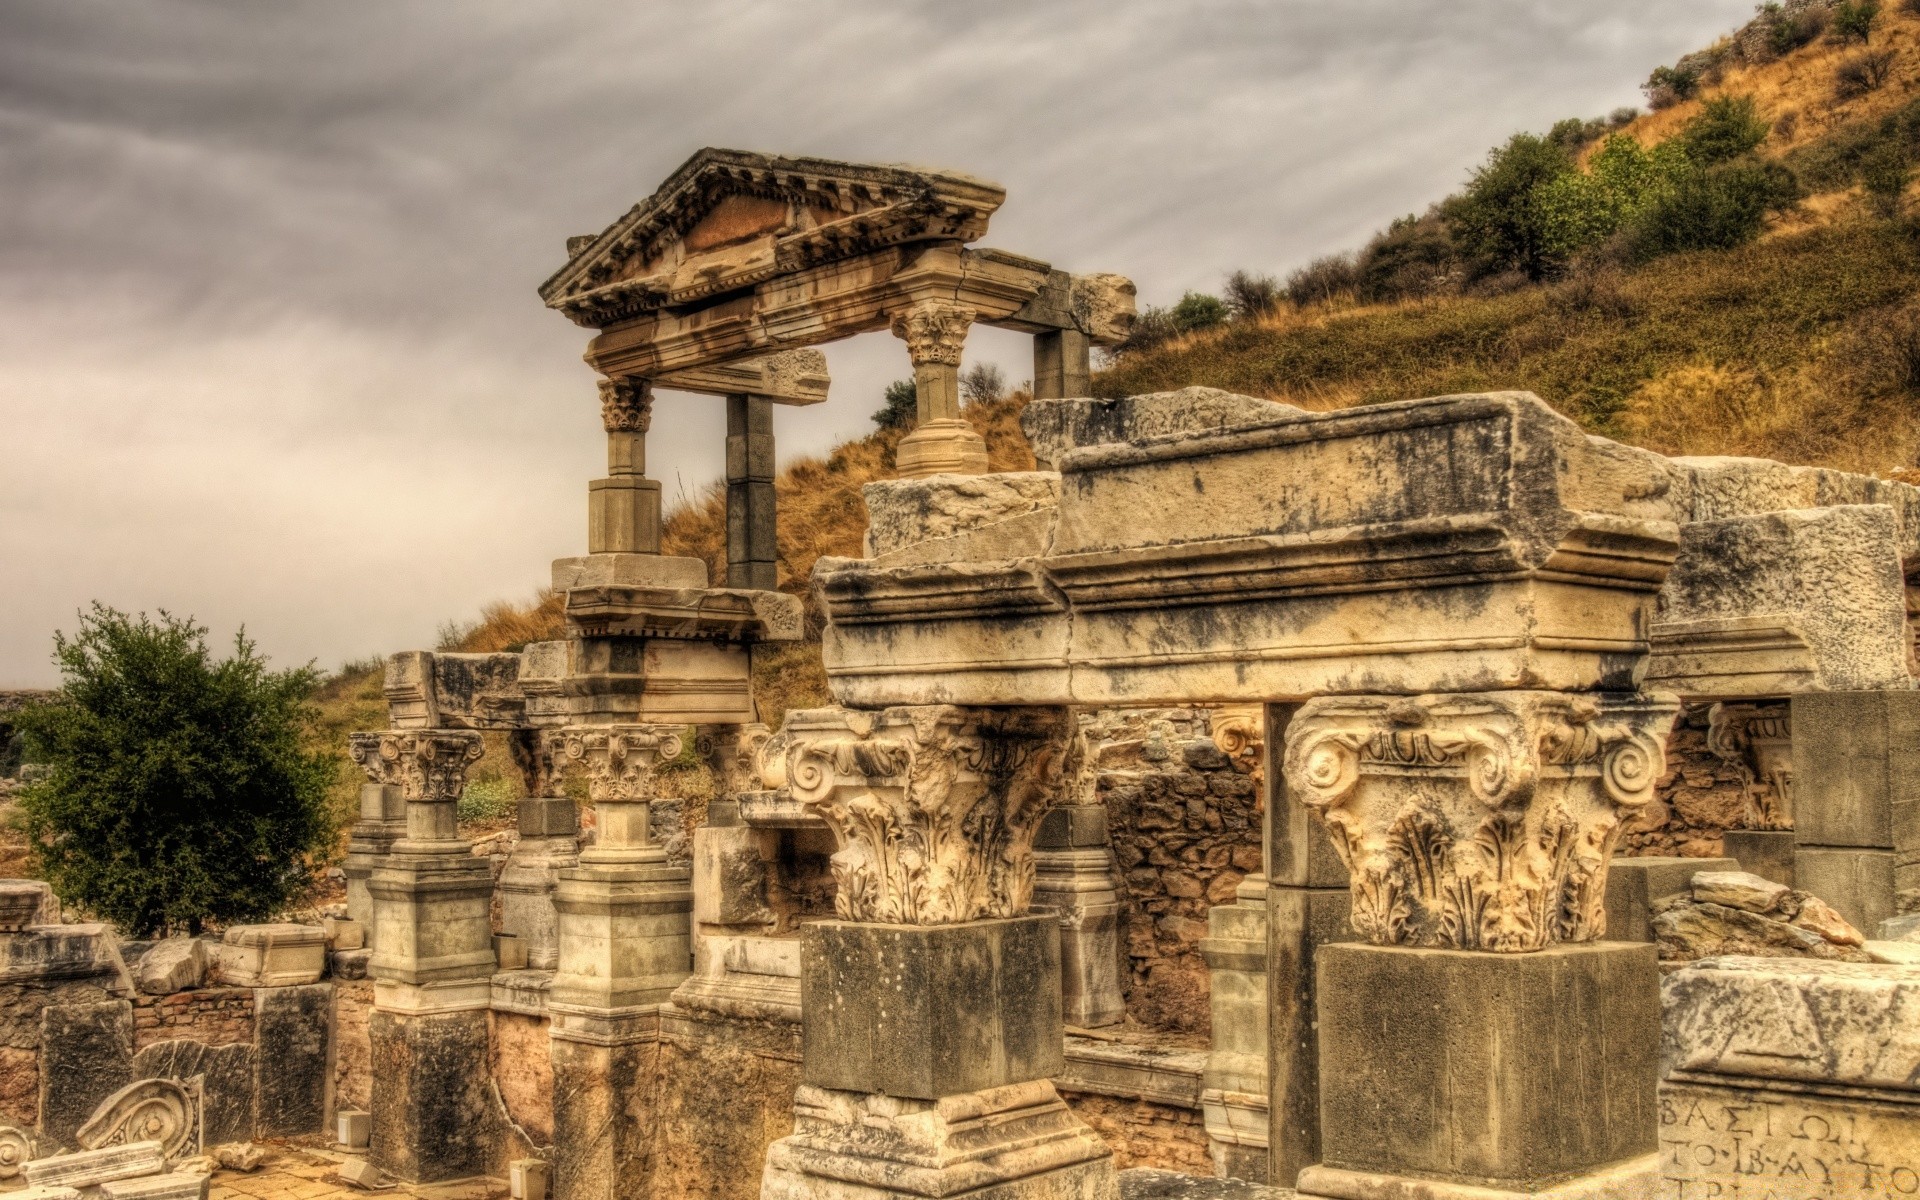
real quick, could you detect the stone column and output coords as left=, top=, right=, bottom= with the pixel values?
left=1198, top=706, right=1280, bottom=1182
left=1708, top=701, right=1798, bottom=888
left=1032, top=803, right=1124, bottom=1028
left=1032, top=328, right=1092, bottom=400
left=350, top=730, right=496, bottom=1184
left=889, top=300, right=989, bottom=479
left=758, top=705, right=1117, bottom=1200
left=1791, top=690, right=1919, bottom=932
left=588, top=377, right=660, bottom=554
left=1284, top=691, right=1678, bottom=1200
left=725, top=394, right=778, bottom=590
left=341, top=771, right=407, bottom=950
left=547, top=724, right=692, bottom=1200
left=498, top=728, right=580, bottom=971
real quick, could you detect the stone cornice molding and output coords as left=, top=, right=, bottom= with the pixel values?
left=348, top=730, right=485, bottom=804
left=1283, top=691, right=1678, bottom=952
left=760, top=705, right=1071, bottom=924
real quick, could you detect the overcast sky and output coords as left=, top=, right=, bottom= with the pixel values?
left=0, top=0, right=1755, bottom=686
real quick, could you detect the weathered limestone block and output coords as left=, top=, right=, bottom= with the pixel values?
left=1674, top=454, right=1920, bottom=559
left=132, top=1041, right=253, bottom=1147
left=821, top=390, right=1685, bottom=707
left=1, top=924, right=134, bottom=989
left=39, top=1000, right=134, bottom=1151
left=1308, top=942, right=1659, bottom=1197
left=92, top=1173, right=209, bottom=1200
left=254, top=984, right=331, bottom=1137
left=761, top=1081, right=1116, bottom=1200
left=801, top=915, right=1063, bottom=1100
left=862, top=472, right=1061, bottom=566
left=1199, top=899, right=1269, bottom=1183
left=550, top=1035, right=658, bottom=1200
left=213, top=925, right=325, bottom=988
left=1648, top=505, right=1913, bottom=697
left=1603, top=856, right=1737, bottom=944
left=381, top=650, right=527, bottom=730
left=130, top=937, right=204, bottom=997
left=1283, top=691, right=1679, bottom=951
left=0, top=881, right=49, bottom=931
left=368, top=1009, right=492, bottom=1183
left=1660, top=956, right=1920, bottom=1197
left=23, top=1142, right=165, bottom=1188
left=497, top=774, right=579, bottom=973
left=654, top=349, right=831, bottom=406
left=549, top=553, right=707, bottom=592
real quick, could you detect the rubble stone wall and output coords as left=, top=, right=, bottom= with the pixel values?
left=1059, top=1091, right=1212, bottom=1175
left=489, top=1011, right=555, bottom=1146
left=1623, top=706, right=1776, bottom=860
left=130, top=987, right=254, bottom=1050
left=1087, top=708, right=1262, bottom=1033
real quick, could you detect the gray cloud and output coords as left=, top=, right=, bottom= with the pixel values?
left=0, top=0, right=1754, bottom=684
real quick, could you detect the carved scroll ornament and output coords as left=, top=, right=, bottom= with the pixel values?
left=558, top=724, right=685, bottom=803
left=1284, top=692, right=1678, bottom=952
left=347, top=730, right=485, bottom=803
left=760, top=705, right=1071, bottom=925
left=1210, top=706, right=1265, bottom=789
left=76, top=1076, right=203, bottom=1160
left=1706, top=702, right=1793, bottom=831
left=0, top=1124, right=32, bottom=1180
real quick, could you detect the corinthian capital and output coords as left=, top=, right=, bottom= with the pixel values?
left=598, top=377, right=654, bottom=433
left=888, top=301, right=975, bottom=367
left=347, top=730, right=485, bottom=803
left=697, top=723, right=772, bottom=798
left=557, top=724, right=684, bottom=803
left=1283, top=691, right=1678, bottom=952
left=760, top=705, right=1071, bottom=924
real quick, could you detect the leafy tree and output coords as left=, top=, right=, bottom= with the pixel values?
left=1284, top=255, right=1359, bottom=307
left=959, top=362, right=1006, bottom=405
left=1446, top=133, right=1575, bottom=280
left=1222, top=270, right=1283, bottom=319
left=14, top=606, right=334, bottom=937
left=1833, top=0, right=1881, bottom=43
left=1169, top=291, right=1229, bottom=332
left=1644, top=64, right=1702, bottom=109
left=1679, top=95, right=1770, bottom=168
left=872, top=378, right=918, bottom=429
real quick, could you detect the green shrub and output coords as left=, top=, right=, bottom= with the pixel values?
left=14, top=606, right=334, bottom=937
left=1783, top=96, right=1920, bottom=191
left=1170, top=292, right=1229, bottom=333
left=458, top=775, right=517, bottom=824
left=1644, top=64, right=1702, bottom=109
left=1223, top=270, right=1283, bottom=319
left=1833, top=0, right=1881, bottom=43
left=1679, top=96, right=1771, bottom=167
left=1628, top=160, right=1798, bottom=259
left=1759, top=1, right=1828, bottom=55
left=1357, top=214, right=1459, bottom=302
left=1836, top=49, right=1898, bottom=99
left=1446, top=133, right=1576, bottom=280
left=871, top=378, right=917, bottom=429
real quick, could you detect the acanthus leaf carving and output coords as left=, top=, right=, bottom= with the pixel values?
left=348, top=730, right=484, bottom=803
left=1283, top=691, right=1678, bottom=952
left=599, top=377, right=654, bottom=433
left=769, top=705, right=1070, bottom=924
left=888, top=302, right=975, bottom=368
left=1706, top=701, right=1794, bottom=830
left=559, top=724, right=685, bottom=803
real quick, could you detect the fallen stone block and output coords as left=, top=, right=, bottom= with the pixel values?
left=23, top=1142, right=166, bottom=1189
left=321, top=917, right=364, bottom=951
left=1691, top=869, right=1789, bottom=913
left=209, top=1144, right=263, bottom=1173
left=1867, top=940, right=1920, bottom=965
left=214, top=924, right=326, bottom=987
left=337, top=1159, right=388, bottom=1190
left=509, top=1159, right=548, bottom=1200
left=12, top=1188, right=82, bottom=1200
left=94, top=1172, right=210, bottom=1200
left=132, top=938, right=206, bottom=996
left=335, top=1110, right=370, bottom=1150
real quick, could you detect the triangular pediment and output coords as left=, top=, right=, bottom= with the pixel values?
left=539, top=148, right=1006, bottom=325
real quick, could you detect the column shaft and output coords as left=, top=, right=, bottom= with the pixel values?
left=725, top=394, right=778, bottom=590
left=1032, top=328, right=1092, bottom=400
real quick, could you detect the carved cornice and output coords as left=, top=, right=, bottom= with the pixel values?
left=1283, top=692, right=1678, bottom=952
left=347, top=730, right=485, bottom=803
left=889, top=302, right=975, bottom=368
left=1706, top=701, right=1794, bottom=830
left=599, top=377, right=654, bottom=434
left=760, top=705, right=1072, bottom=924
left=557, top=724, right=685, bottom=803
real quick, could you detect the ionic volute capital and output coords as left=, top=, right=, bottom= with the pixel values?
left=888, top=301, right=975, bottom=368
left=347, top=730, right=485, bottom=804
left=1210, top=705, right=1266, bottom=787
left=1283, top=692, right=1677, bottom=953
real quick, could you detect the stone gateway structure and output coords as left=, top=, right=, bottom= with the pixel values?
left=11, top=150, right=1920, bottom=1200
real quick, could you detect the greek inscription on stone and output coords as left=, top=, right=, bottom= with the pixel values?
left=1659, top=1082, right=1920, bottom=1198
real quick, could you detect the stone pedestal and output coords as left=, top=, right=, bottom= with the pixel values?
left=1791, top=690, right=1918, bottom=926
left=1032, top=805, right=1124, bottom=1029
left=1302, top=942, right=1659, bottom=1199
left=1660, top=956, right=1920, bottom=1199
left=1602, top=855, right=1736, bottom=944
left=342, top=782, right=405, bottom=949
left=549, top=1015, right=660, bottom=1200
left=498, top=797, right=579, bottom=972
left=1720, top=828, right=1796, bottom=889
left=588, top=378, right=661, bottom=554
left=368, top=1008, right=492, bottom=1184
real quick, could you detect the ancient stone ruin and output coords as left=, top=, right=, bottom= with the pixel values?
left=8, top=148, right=1920, bottom=1200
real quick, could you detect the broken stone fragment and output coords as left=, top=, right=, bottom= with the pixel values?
left=1789, top=895, right=1864, bottom=946
left=1689, top=870, right=1789, bottom=914
left=209, top=1145, right=263, bottom=1173
left=93, top=1172, right=210, bottom=1200
left=132, top=938, right=207, bottom=995
left=23, top=1143, right=167, bottom=1189
left=337, top=1159, right=386, bottom=1190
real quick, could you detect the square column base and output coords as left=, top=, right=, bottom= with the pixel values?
left=1297, top=1154, right=1657, bottom=1199
left=1315, top=942, right=1657, bottom=1193
left=894, top=420, right=989, bottom=479
left=368, top=1008, right=493, bottom=1183
left=1795, top=846, right=1895, bottom=932
left=759, top=1081, right=1116, bottom=1200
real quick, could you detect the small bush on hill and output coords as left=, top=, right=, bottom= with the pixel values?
left=1904, top=0, right=1920, bottom=16
left=872, top=378, right=917, bottom=429
left=1862, top=140, right=1914, bottom=216
left=1836, top=49, right=1898, bottom=98
left=1112, top=306, right=1180, bottom=356
left=1285, top=255, right=1359, bottom=307
left=14, top=606, right=334, bottom=937
left=1832, top=0, right=1881, bottom=43
left=1645, top=64, right=1702, bottom=109
left=1357, top=214, right=1459, bottom=302
left=1784, top=96, right=1920, bottom=191
left=1680, top=96, right=1772, bottom=167
left=1223, top=270, right=1283, bottom=319
left=1757, top=1, right=1828, bottom=56
left=1629, top=160, right=1799, bottom=259
left=960, top=362, right=1006, bottom=405
left=1170, top=291, right=1229, bottom=332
